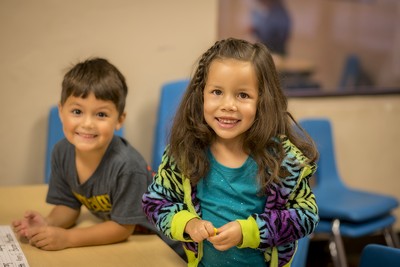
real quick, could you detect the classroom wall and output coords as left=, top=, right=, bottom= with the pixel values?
left=0, top=0, right=217, bottom=185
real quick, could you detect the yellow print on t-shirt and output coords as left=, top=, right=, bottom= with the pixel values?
left=73, top=192, right=111, bottom=212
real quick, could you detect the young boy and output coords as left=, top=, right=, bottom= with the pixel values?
left=12, top=58, right=154, bottom=250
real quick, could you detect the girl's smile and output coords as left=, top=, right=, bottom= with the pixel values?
left=216, top=117, right=241, bottom=129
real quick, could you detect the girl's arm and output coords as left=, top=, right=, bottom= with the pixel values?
left=244, top=176, right=318, bottom=249
left=235, top=173, right=317, bottom=267
left=142, top=152, right=199, bottom=240
left=238, top=137, right=319, bottom=250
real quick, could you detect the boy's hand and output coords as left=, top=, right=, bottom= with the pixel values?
left=26, top=226, right=69, bottom=251
left=184, top=218, right=215, bottom=243
left=207, top=221, right=242, bottom=251
left=12, top=210, right=47, bottom=238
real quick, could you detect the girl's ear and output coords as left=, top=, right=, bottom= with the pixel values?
left=116, top=112, right=126, bottom=131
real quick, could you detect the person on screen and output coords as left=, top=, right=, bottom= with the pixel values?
left=251, top=0, right=292, bottom=56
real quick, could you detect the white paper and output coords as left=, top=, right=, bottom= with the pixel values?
left=0, top=225, right=30, bottom=267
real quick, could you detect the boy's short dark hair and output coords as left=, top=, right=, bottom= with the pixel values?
left=61, top=58, right=128, bottom=115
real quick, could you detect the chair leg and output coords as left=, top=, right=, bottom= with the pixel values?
left=329, top=219, right=348, bottom=267
left=383, top=226, right=400, bottom=248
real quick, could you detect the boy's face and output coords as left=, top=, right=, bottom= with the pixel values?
left=58, top=92, right=125, bottom=155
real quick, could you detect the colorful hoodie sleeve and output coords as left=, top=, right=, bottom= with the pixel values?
left=142, top=149, right=198, bottom=240
left=237, top=138, right=319, bottom=266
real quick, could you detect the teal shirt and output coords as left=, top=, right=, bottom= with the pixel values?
left=197, top=152, right=267, bottom=267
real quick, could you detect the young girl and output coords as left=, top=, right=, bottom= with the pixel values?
left=142, top=38, right=319, bottom=267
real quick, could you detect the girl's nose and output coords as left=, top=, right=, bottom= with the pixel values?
left=221, top=96, right=237, bottom=111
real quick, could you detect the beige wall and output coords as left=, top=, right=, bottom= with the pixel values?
left=0, top=0, right=217, bottom=185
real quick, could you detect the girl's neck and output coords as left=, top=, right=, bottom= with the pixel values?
left=210, top=139, right=248, bottom=168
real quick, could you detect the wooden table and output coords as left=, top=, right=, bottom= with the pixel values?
left=0, top=184, right=186, bottom=267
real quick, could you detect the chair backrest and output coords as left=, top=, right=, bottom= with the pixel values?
left=299, top=118, right=345, bottom=189
left=45, top=105, right=124, bottom=183
left=359, top=244, right=400, bottom=267
left=151, top=79, right=189, bottom=171
left=338, top=54, right=373, bottom=90
left=339, top=54, right=361, bottom=89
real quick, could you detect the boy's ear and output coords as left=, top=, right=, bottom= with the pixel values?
left=116, top=112, right=126, bottom=130
left=57, top=102, right=63, bottom=123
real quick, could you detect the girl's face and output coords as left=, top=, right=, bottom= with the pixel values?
left=203, top=59, right=258, bottom=145
left=58, top=92, right=125, bottom=155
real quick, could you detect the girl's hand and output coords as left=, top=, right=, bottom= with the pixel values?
left=184, top=218, right=215, bottom=242
left=208, top=221, right=243, bottom=251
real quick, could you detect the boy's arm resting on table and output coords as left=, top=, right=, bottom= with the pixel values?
left=63, top=220, right=135, bottom=247
left=12, top=205, right=79, bottom=238
left=46, top=205, right=80, bottom=228
left=49, top=205, right=135, bottom=245
left=27, top=216, right=134, bottom=250
left=25, top=205, right=134, bottom=250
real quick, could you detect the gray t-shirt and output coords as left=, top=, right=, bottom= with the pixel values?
left=46, top=136, right=153, bottom=228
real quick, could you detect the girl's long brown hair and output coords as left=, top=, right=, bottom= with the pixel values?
left=168, top=38, right=318, bottom=191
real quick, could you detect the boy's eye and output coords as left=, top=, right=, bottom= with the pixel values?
left=72, top=109, right=82, bottom=115
left=97, top=112, right=108, bottom=118
left=238, top=92, right=249, bottom=99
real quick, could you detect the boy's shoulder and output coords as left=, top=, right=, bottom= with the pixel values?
left=103, top=136, right=149, bottom=169
left=52, top=138, right=73, bottom=158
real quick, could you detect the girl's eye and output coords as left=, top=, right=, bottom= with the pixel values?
left=212, top=89, right=222, bottom=95
left=238, top=92, right=249, bottom=99
left=97, top=112, right=108, bottom=118
left=72, top=109, right=82, bottom=115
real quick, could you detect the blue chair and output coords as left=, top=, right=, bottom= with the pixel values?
left=338, top=54, right=373, bottom=90
left=151, top=79, right=189, bottom=172
left=299, top=118, right=399, bottom=267
left=291, top=236, right=310, bottom=267
left=45, top=105, right=124, bottom=183
left=359, top=244, right=400, bottom=267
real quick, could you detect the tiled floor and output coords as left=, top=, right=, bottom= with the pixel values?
left=306, top=233, right=392, bottom=267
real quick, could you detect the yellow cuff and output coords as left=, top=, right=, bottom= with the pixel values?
left=236, top=216, right=260, bottom=249
left=171, top=210, right=199, bottom=241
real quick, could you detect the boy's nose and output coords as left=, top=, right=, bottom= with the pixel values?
left=82, top=116, right=94, bottom=128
